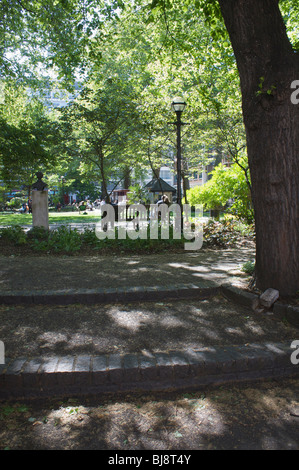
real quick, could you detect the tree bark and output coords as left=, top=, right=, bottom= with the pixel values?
left=99, top=152, right=110, bottom=203
left=123, top=166, right=131, bottom=189
left=182, top=172, right=190, bottom=204
left=218, top=0, right=299, bottom=295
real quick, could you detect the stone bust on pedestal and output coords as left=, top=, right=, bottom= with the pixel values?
left=32, top=172, right=49, bottom=230
left=32, top=172, right=48, bottom=191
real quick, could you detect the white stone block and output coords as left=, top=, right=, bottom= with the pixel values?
left=32, top=190, right=49, bottom=230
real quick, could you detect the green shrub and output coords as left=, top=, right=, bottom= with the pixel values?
left=187, top=163, right=254, bottom=224
left=27, top=226, right=50, bottom=251
left=81, top=227, right=100, bottom=246
left=202, top=219, right=254, bottom=248
left=27, top=226, right=49, bottom=240
left=0, top=225, right=27, bottom=245
left=30, top=239, right=49, bottom=252
left=48, top=225, right=82, bottom=253
left=7, top=197, right=27, bottom=209
left=202, top=220, right=238, bottom=247
left=29, top=225, right=82, bottom=253
left=242, top=261, right=255, bottom=275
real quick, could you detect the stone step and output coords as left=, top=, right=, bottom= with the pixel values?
left=0, top=342, right=297, bottom=400
left=0, top=283, right=220, bottom=305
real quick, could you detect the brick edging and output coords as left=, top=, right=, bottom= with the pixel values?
left=0, top=284, right=220, bottom=305
left=221, top=284, right=299, bottom=328
left=0, top=342, right=298, bottom=400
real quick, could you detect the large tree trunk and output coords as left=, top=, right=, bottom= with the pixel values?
left=99, top=153, right=110, bottom=203
left=123, top=166, right=131, bottom=189
left=218, top=0, right=299, bottom=296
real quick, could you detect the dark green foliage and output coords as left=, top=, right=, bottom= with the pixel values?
left=0, top=224, right=185, bottom=254
left=48, top=226, right=82, bottom=253
left=202, top=219, right=254, bottom=247
left=242, top=261, right=255, bottom=275
left=0, top=218, right=254, bottom=254
left=0, top=225, right=27, bottom=245
left=26, top=226, right=49, bottom=240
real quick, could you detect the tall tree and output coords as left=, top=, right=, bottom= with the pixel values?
left=0, top=0, right=123, bottom=83
left=60, top=74, right=144, bottom=200
left=0, top=80, right=61, bottom=194
left=216, top=0, right=299, bottom=295
left=144, top=0, right=299, bottom=295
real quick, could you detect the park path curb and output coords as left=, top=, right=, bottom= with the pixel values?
left=1, top=282, right=297, bottom=328
left=221, top=284, right=299, bottom=329
left=0, top=283, right=220, bottom=305
left=0, top=283, right=298, bottom=399
left=0, top=341, right=298, bottom=400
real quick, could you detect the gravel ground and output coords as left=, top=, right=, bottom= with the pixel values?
left=0, top=378, right=298, bottom=450
left=0, top=295, right=298, bottom=359
left=0, top=247, right=255, bottom=292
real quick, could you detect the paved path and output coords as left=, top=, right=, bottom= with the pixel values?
left=0, top=246, right=254, bottom=300
left=0, top=246, right=298, bottom=400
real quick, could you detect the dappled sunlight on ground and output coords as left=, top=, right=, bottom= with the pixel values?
left=0, top=247, right=254, bottom=291
left=108, top=307, right=150, bottom=333
left=0, top=378, right=298, bottom=449
left=0, top=295, right=297, bottom=358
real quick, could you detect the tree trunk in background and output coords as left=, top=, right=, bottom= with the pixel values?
left=99, top=153, right=109, bottom=203
left=182, top=172, right=190, bottom=204
left=153, top=168, right=160, bottom=179
left=123, top=166, right=131, bottom=189
left=218, top=0, right=299, bottom=295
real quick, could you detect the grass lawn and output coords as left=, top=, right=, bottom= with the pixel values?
left=0, top=211, right=101, bottom=226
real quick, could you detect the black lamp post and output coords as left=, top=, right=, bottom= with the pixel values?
left=171, top=96, right=187, bottom=217
left=60, top=176, right=66, bottom=205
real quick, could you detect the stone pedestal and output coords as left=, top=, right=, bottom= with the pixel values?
left=32, top=190, right=49, bottom=230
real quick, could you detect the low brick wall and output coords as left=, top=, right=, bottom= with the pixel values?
left=0, top=342, right=298, bottom=400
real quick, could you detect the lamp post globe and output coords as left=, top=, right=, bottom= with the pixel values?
left=171, top=96, right=186, bottom=113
